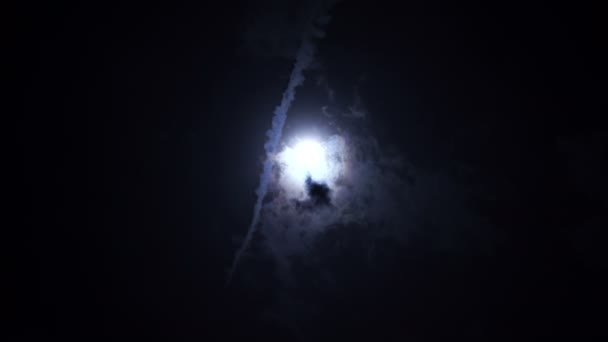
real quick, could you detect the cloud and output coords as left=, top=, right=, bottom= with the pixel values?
left=304, top=176, right=332, bottom=207
left=227, top=0, right=336, bottom=285
left=259, top=129, right=413, bottom=269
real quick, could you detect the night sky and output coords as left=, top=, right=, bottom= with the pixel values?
left=15, top=0, right=607, bottom=340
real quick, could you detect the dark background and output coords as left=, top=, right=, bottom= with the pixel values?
left=15, top=0, right=606, bottom=340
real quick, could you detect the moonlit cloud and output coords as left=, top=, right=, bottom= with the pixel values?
left=227, top=0, right=336, bottom=285
left=256, top=129, right=413, bottom=280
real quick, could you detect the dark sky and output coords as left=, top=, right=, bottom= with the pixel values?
left=15, top=0, right=607, bottom=340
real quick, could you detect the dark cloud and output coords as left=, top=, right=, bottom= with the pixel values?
left=304, top=176, right=332, bottom=206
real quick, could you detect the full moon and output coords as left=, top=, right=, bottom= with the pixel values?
left=275, top=135, right=347, bottom=200
left=285, top=139, right=328, bottom=183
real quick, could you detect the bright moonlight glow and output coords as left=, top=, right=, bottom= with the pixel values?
left=275, top=135, right=347, bottom=200
left=284, top=139, right=328, bottom=183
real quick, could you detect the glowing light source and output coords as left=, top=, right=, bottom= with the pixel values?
left=275, top=135, right=347, bottom=200
left=283, top=138, right=328, bottom=184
